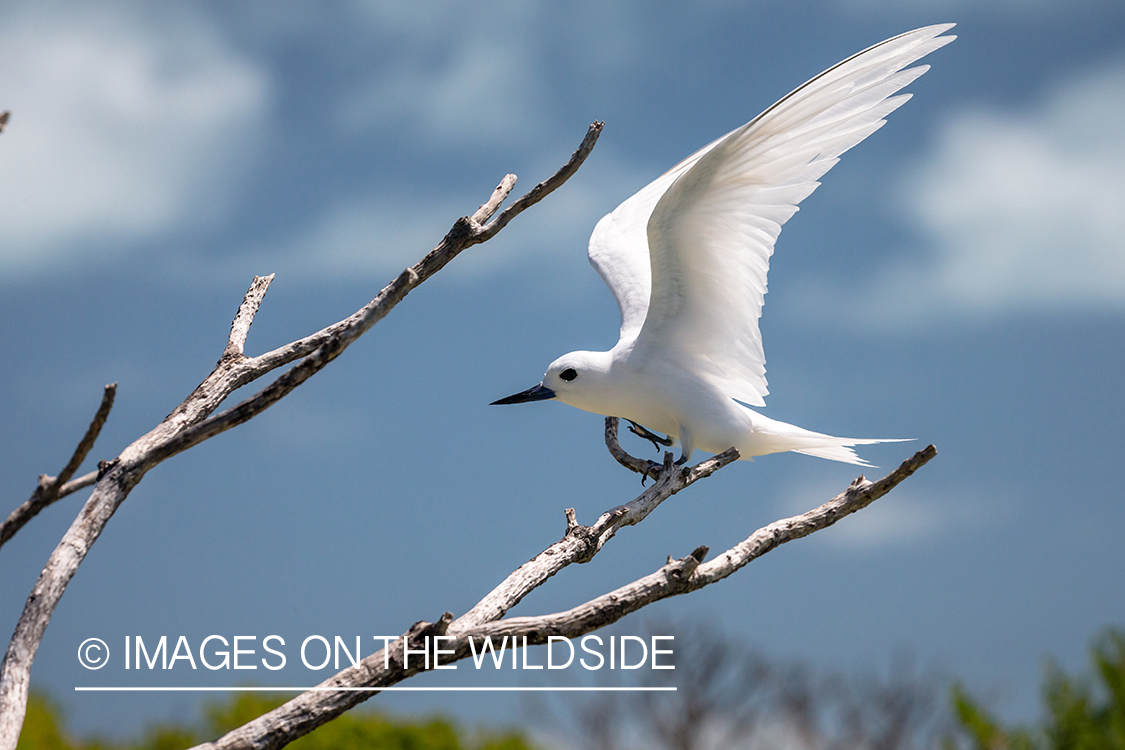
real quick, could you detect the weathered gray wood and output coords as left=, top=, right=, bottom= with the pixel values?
left=0, top=383, right=116, bottom=549
left=190, top=446, right=936, bottom=750
left=0, top=114, right=935, bottom=750
left=0, top=123, right=605, bottom=750
left=456, top=439, right=740, bottom=631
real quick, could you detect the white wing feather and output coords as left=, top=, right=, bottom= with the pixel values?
left=587, top=134, right=728, bottom=343
left=593, top=24, right=955, bottom=406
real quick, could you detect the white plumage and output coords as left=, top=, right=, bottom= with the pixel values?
left=494, top=25, right=955, bottom=467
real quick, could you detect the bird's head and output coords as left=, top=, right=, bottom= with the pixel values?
left=491, top=350, right=613, bottom=413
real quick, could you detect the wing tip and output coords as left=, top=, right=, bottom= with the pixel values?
left=922, top=24, right=957, bottom=50
left=914, top=22, right=957, bottom=38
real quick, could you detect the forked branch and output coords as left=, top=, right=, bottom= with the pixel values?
left=192, top=445, right=936, bottom=750
left=2, top=115, right=936, bottom=750
left=0, top=123, right=604, bottom=750
left=0, top=383, right=116, bottom=549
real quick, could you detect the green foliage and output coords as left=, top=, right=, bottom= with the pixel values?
left=952, top=629, right=1125, bottom=750
left=17, top=694, right=74, bottom=750
left=17, top=692, right=538, bottom=750
left=206, top=695, right=537, bottom=750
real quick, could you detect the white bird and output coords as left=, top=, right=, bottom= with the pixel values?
left=493, top=25, right=955, bottom=468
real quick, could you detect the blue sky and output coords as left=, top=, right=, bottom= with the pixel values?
left=2, top=0, right=1123, bottom=740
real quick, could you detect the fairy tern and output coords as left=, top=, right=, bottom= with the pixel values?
left=493, top=25, right=954, bottom=467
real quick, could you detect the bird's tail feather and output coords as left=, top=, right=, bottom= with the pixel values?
left=792, top=438, right=912, bottom=467
left=736, top=404, right=912, bottom=467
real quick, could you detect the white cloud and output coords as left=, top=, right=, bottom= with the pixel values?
left=338, top=40, right=540, bottom=144
left=780, top=480, right=990, bottom=551
left=260, top=194, right=469, bottom=278
left=334, top=0, right=643, bottom=146
left=228, top=145, right=651, bottom=283
left=864, top=57, right=1125, bottom=321
left=0, top=5, right=269, bottom=275
left=334, top=1, right=547, bottom=144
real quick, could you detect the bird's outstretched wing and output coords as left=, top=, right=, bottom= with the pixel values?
left=588, top=133, right=729, bottom=344
left=600, top=24, right=955, bottom=406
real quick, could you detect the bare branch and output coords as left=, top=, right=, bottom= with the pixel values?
left=223, top=274, right=275, bottom=359
left=192, top=447, right=934, bottom=750
left=454, top=445, right=739, bottom=631
left=55, top=471, right=98, bottom=498
left=148, top=338, right=346, bottom=466
left=0, top=124, right=605, bottom=750
left=690, top=444, right=938, bottom=589
left=605, top=416, right=655, bottom=474
left=1, top=112, right=930, bottom=750
left=475, top=121, right=603, bottom=242
left=462, top=448, right=938, bottom=644
left=471, top=174, right=517, bottom=226
left=142, top=123, right=608, bottom=464
left=243, top=121, right=604, bottom=382
left=478, top=446, right=939, bottom=640
left=0, top=384, right=116, bottom=550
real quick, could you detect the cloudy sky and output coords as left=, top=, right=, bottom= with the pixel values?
left=2, top=0, right=1123, bottom=741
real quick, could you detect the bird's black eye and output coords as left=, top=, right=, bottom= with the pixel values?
left=559, top=368, right=578, bottom=382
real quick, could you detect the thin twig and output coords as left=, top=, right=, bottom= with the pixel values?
left=475, top=122, right=603, bottom=242
left=471, top=174, right=518, bottom=226
left=224, top=274, right=275, bottom=359
left=56, top=471, right=98, bottom=498
left=605, top=416, right=655, bottom=474
left=0, top=384, right=116, bottom=549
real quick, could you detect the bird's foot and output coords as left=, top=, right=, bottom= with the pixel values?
left=641, top=460, right=662, bottom=486
left=627, top=420, right=673, bottom=453
left=674, top=454, right=689, bottom=466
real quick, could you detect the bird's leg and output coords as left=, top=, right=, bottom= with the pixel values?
left=627, top=420, right=673, bottom=453
left=641, top=451, right=677, bottom=486
left=675, top=427, right=694, bottom=466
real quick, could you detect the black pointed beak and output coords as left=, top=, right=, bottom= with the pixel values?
left=491, top=383, right=557, bottom=405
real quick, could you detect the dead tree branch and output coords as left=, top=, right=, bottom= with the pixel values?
left=191, top=445, right=936, bottom=750
left=456, top=426, right=738, bottom=630
left=0, top=123, right=604, bottom=750
left=0, top=383, right=116, bottom=549
left=1, top=116, right=935, bottom=750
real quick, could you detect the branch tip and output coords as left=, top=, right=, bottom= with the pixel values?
left=225, top=275, right=274, bottom=357
left=472, top=173, right=518, bottom=226
left=666, top=544, right=708, bottom=582
left=432, top=612, right=454, bottom=637
left=1, top=383, right=117, bottom=551
left=475, top=122, right=604, bottom=242
left=564, top=507, right=580, bottom=533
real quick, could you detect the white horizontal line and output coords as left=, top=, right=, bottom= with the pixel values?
left=74, top=686, right=676, bottom=693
